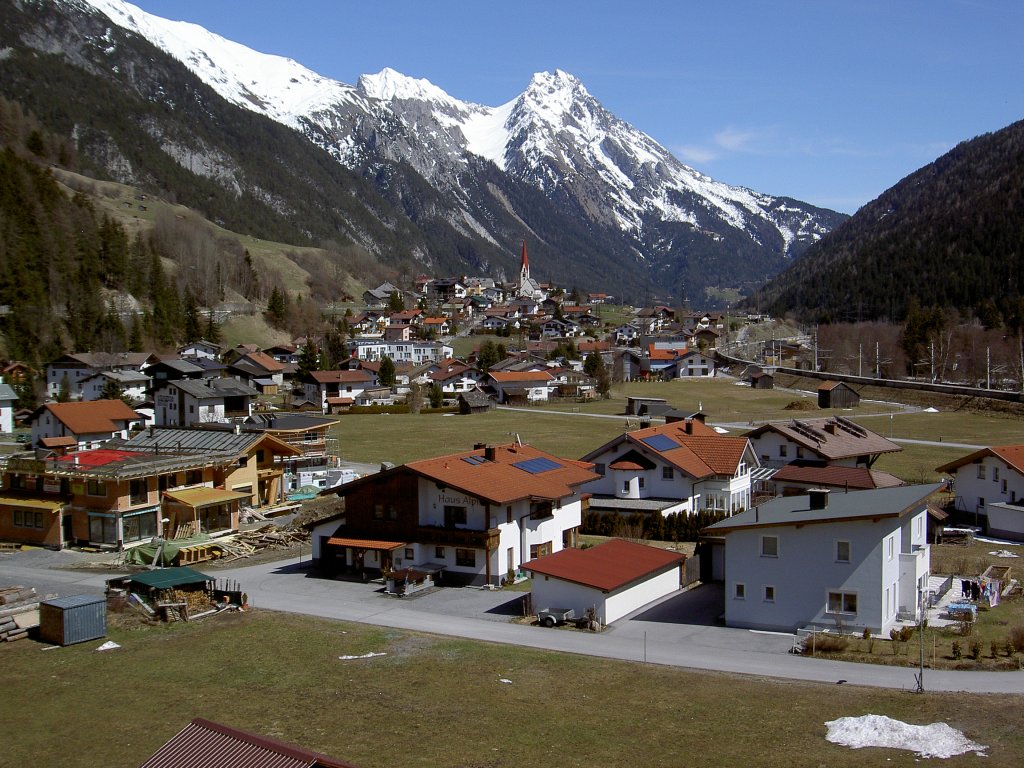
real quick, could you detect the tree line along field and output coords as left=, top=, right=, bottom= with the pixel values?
left=330, top=376, right=1024, bottom=480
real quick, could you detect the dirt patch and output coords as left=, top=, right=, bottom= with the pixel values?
left=783, top=398, right=818, bottom=411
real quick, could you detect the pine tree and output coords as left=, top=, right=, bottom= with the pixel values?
left=296, top=340, right=319, bottom=381
left=267, top=286, right=288, bottom=327
left=378, top=355, right=396, bottom=387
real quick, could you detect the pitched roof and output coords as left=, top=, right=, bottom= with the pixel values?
left=525, top=538, right=684, bottom=591
left=115, top=426, right=301, bottom=458
left=168, top=379, right=259, bottom=399
left=36, top=400, right=141, bottom=435
left=138, top=717, right=356, bottom=768
left=346, top=443, right=599, bottom=506
left=744, top=417, right=901, bottom=460
left=308, top=370, right=372, bottom=384
left=488, top=370, right=553, bottom=383
left=705, top=483, right=944, bottom=533
left=935, top=445, right=1024, bottom=475
left=771, top=462, right=904, bottom=490
left=584, top=419, right=749, bottom=480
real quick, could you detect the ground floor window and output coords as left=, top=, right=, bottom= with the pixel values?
left=827, top=591, right=858, bottom=615
left=89, top=513, right=117, bottom=545
left=123, top=510, right=158, bottom=543
left=198, top=504, right=232, bottom=533
left=455, top=548, right=476, bottom=567
left=13, top=509, right=44, bottom=529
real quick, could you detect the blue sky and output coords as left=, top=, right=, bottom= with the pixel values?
left=126, top=1, right=1023, bottom=214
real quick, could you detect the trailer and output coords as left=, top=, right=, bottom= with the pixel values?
left=537, top=607, right=575, bottom=628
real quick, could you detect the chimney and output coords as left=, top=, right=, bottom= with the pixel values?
left=808, top=488, right=830, bottom=510
left=684, top=420, right=693, bottom=435
left=825, top=422, right=837, bottom=435
left=484, top=445, right=496, bottom=462
left=148, top=426, right=154, bottom=438
left=474, top=442, right=486, bottom=450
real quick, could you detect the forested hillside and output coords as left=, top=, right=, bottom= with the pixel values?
left=755, top=119, right=1024, bottom=324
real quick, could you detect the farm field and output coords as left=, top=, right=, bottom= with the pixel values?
left=2, top=610, right=1020, bottom=768
left=329, top=376, right=1024, bottom=481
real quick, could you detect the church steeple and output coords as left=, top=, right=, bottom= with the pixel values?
left=519, top=240, right=530, bottom=283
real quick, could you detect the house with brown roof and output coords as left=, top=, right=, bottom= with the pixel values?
left=744, top=416, right=901, bottom=470
left=139, top=717, right=356, bottom=768
left=526, top=538, right=685, bottom=625
left=936, top=445, right=1024, bottom=539
left=303, top=370, right=376, bottom=412
left=29, top=399, right=144, bottom=450
left=486, top=370, right=554, bottom=404
left=312, top=443, right=600, bottom=586
left=581, top=417, right=758, bottom=518
left=152, top=378, right=259, bottom=427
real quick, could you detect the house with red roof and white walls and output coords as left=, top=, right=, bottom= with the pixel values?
left=310, top=443, right=600, bottom=586
left=936, top=445, right=1024, bottom=540
left=526, top=538, right=685, bottom=626
left=580, top=416, right=758, bottom=518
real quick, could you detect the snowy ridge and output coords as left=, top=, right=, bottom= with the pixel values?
left=81, top=0, right=368, bottom=125
left=78, top=0, right=841, bottom=271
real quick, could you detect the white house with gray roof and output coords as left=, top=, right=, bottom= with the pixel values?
left=704, top=483, right=941, bottom=635
left=152, top=379, right=258, bottom=427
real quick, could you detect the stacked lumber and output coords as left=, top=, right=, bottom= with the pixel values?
left=0, top=585, right=40, bottom=642
left=235, top=526, right=309, bottom=550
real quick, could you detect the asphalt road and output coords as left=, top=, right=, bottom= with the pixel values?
left=6, top=549, right=1019, bottom=694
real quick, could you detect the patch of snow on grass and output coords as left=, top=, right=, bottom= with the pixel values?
left=825, top=714, right=986, bottom=759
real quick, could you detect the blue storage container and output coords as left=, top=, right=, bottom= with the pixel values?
left=39, top=594, right=107, bottom=646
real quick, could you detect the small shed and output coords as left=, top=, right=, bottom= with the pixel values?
left=750, top=371, right=774, bottom=390
left=39, top=594, right=107, bottom=646
left=525, top=539, right=685, bottom=626
left=817, top=380, right=859, bottom=409
left=458, top=390, right=493, bottom=415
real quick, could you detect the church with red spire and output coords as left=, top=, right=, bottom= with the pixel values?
left=516, top=240, right=546, bottom=300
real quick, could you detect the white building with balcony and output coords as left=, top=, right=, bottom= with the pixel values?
left=580, top=417, right=758, bottom=518
left=704, top=483, right=941, bottom=635
left=309, top=443, right=599, bottom=586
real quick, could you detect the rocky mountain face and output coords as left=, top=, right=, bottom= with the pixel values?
left=4, top=0, right=846, bottom=302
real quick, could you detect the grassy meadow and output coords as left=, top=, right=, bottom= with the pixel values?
left=331, top=376, right=1024, bottom=480
left=2, top=610, right=1021, bottom=768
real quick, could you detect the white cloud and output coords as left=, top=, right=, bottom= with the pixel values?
left=676, top=145, right=718, bottom=164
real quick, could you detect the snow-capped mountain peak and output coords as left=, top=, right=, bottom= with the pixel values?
left=70, top=0, right=844, bottom=297
left=79, top=0, right=365, bottom=125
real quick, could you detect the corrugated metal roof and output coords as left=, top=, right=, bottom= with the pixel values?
left=41, top=594, right=105, bottom=609
left=139, top=718, right=356, bottom=768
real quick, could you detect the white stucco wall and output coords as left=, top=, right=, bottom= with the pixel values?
left=951, top=458, right=1024, bottom=518
left=722, top=514, right=914, bottom=634
left=530, top=564, right=680, bottom=625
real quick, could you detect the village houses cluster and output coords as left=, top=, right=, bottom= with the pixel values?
left=0, top=243, right=1020, bottom=640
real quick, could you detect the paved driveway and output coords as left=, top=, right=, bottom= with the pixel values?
left=4, top=550, right=1024, bottom=693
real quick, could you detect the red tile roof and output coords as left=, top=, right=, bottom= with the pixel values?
left=39, top=400, right=140, bottom=436
left=772, top=463, right=904, bottom=490
left=138, top=717, right=356, bottom=768
left=405, top=443, right=599, bottom=505
left=619, top=420, right=748, bottom=478
left=935, top=444, right=1024, bottom=475
left=525, top=538, right=684, bottom=592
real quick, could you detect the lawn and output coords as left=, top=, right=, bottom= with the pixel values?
left=328, top=376, right=1024, bottom=483
left=3, top=610, right=1021, bottom=767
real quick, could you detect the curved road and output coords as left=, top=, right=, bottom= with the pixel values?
left=5, top=551, right=1020, bottom=694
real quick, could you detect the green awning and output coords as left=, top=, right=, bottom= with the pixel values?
left=127, top=567, right=212, bottom=590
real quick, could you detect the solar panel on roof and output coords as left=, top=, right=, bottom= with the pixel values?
left=461, top=455, right=486, bottom=465
left=640, top=434, right=680, bottom=452
left=512, top=457, right=561, bottom=474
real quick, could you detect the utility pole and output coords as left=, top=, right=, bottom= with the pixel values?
left=876, top=341, right=881, bottom=379
left=987, top=346, right=991, bottom=390
left=858, top=343, right=862, bottom=378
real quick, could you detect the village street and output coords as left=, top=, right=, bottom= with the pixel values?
left=3, top=549, right=1023, bottom=695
